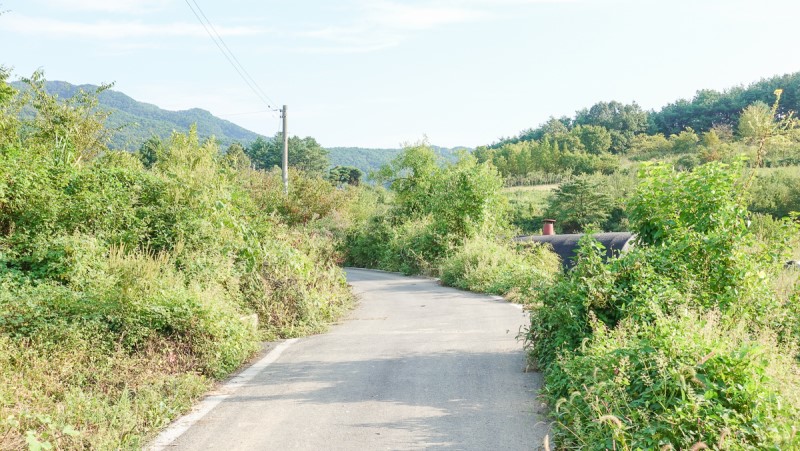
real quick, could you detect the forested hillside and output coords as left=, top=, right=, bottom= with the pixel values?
left=481, top=71, right=800, bottom=234
left=328, top=145, right=463, bottom=176
left=10, top=80, right=263, bottom=150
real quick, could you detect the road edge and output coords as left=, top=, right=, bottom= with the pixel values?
left=146, top=338, right=298, bottom=451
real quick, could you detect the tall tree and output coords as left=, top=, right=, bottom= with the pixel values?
left=246, top=133, right=330, bottom=175
left=137, top=135, right=164, bottom=169
left=222, top=142, right=251, bottom=170
left=571, top=124, right=612, bottom=155
left=545, top=177, right=612, bottom=233
left=328, top=165, right=363, bottom=186
left=574, top=101, right=648, bottom=153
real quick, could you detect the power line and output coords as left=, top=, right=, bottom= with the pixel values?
left=189, top=0, right=279, bottom=109
left=217, top=109, right=275, bottom=117
left=183, top=0, right=280, bottom=116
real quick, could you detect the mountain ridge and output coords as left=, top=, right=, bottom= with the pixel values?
left=10, top=80, right=264, bottom=150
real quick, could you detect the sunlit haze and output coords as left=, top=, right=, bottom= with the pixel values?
left=2, top=0, right=798, bottom=148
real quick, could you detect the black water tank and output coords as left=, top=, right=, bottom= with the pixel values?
left=518, top=232, right=634, bottom=269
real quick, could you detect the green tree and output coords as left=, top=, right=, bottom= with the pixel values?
left=0, top=66, right=20, bottom=147
left=328, top=165, right=363, bottom=186
left=574, top=101, right=648, bottom=153
left=668, top=127, right=700, bottom=153
left=428, top=154, right=507, bottom=238
left=136, top=135, right=164, bottom=169
left=0, top=66, right=13, bottom=106
left=571, top=124, right=612, bottom=155
left=246, top=133, right=329, bottom=175
left=545, top=176, right=612, bottom=233
left=222, top=142, right=251, bottom=170
left=376, top=143, right=507, bottom=238
left=737, top=101, right=773, bottom=141
left=19, top=71, right=113, bottom=164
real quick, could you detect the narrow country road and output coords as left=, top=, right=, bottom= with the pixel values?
left=150, top=268, right=547, bottom=450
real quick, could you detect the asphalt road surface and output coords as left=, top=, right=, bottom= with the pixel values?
left=151, top=268, right=547, bottom=450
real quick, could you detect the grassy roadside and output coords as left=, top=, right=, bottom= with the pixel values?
left=343, top=140, right=800, bottom=449
left=0, top=75, right=360, bottom=449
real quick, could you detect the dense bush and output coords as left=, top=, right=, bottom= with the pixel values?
left=526, top=161, right=800, bottom=449
left=347, top=143, right=515, bottom=275
left=547, top=310, right=800, bottom=449
left=438, top=236, right=558, bottom=300
left=0, top=74, right=354, bottom=447
left=346, top=142, right=559, bottom=294
left=749, top=167, right=800, bottom=218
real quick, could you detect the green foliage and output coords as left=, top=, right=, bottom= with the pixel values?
left=17, top=71, right=113, bottom=165
left=527, top=161, right=800, bottom=449
left=649, top=72, right=800, bottom=137
left=439, top=236, right=559, bottom=300
left=478, top=136, right=619, bottom=180
left=547, top=311, right=800, bottom=449
left=738, top=102, right=775, bottom=141
left=246, top=133, right=329, bottom=175
left=0, top=74, right=355, bottom=447
left=242, top=166, right=370, bottom=233
left=572, top=124, right=612, bottom=155
left=10, top=79, right=262, bottom=150
left=574, top=101, right=648, bottom=153
left=350, top=143, right=511, bottom=273
left=503, top=186, right=552, bottom=234
left=0, top=67, right=13, bottom=106
left=346, top=142, right=561, bottom=300
left=749, top=167, right=800, bottom=218
left=328, top=165, right=363, bottom=186
left=136, top=135, right=163, bottom=169
left=346, top=214, right=441, bottom=275
left=545, top=176, right=613, bottom=233
left=221, top=142, right=251, bottom=170
left=374, top=142, right=441, bottom=217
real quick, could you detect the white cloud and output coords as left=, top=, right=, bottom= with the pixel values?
left=296, top=0, right=578, bottom=53
left=39, top=0, right=170, bottom=13
left=298, top=25, right=402, bottom=53
left=363, top=1, right=489, bottom=30
left=0, top=15, right=269, bottom=39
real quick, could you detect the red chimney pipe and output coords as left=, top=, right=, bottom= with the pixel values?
left=543, top=219, right=556, bottom=236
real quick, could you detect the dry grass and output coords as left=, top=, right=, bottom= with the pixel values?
left=0, top=335, right=210, bottom=450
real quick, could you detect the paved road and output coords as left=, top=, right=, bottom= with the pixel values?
left=153, top=268, right=547, bottom=450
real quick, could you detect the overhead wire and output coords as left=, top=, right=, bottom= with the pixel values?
left=188, top=0, right=279, bottom=109
left=217, top=109, right=275, bottom=117
left=182, top=0, right=280, bottom=119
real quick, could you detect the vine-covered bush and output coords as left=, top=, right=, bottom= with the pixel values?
left=345, top=142, right=558, bottom=285
left=527, top=161, right=800, bottom=449
left=0, top=73, right=354, bottom=448
left=439, top=236, right=559, bottom=300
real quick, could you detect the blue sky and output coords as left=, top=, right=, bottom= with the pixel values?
left=1, top=0, right=798, bottom=148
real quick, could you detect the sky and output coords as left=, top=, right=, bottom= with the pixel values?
left=1, top=0, right=799, bottom=149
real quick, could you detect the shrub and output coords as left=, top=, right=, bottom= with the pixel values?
left=439, top=235, right=558, bottom=300
left=347, top=143, right=510, bottom=275
left=547, top=311, right=800, bottom=450
left=749, top=168, right=800, bottom=218
left=527, top=161, right=800, bottom=449
left=0, top=78, right=357, bottom=447
left=241, top=231, right=352, bottom=338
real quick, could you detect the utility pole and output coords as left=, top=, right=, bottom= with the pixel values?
left=281, top=105, right=289, bottom=195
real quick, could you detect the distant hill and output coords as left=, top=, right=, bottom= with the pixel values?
left=10, top=80, right=264, bottom=150
left=328, top=146, right=468, bottom=176
left=10, top=80, right=471, bottom=169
